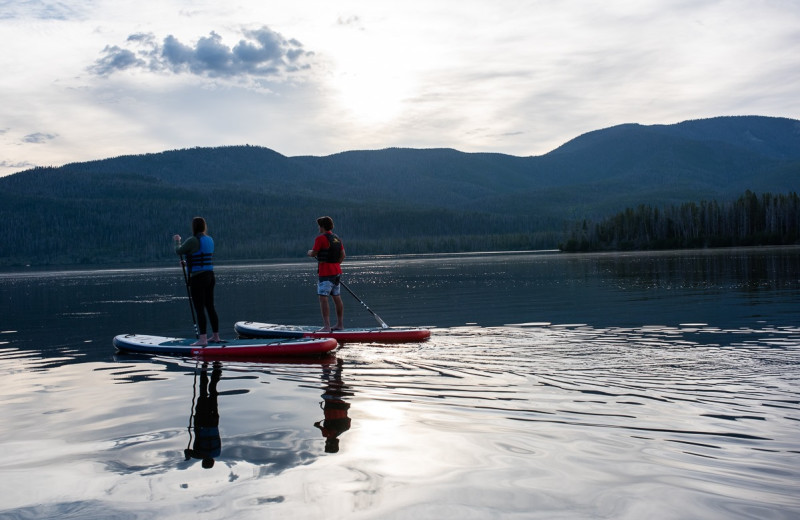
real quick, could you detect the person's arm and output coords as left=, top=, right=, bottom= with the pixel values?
left=307, top=235, right=323, bottom=258
left=174, top=235, right=200, bottom=256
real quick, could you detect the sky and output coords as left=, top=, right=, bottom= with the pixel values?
left=1, top=0, right=799, bottom=177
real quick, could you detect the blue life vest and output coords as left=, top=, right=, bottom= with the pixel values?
left=187, top=234, right=214, bottom=274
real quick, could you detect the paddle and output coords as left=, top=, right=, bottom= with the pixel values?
left=340, top=281, right=390, bottom=329
left=185, top=362, right=198, bottom=460
left=180, top=254, right=199, bottom=338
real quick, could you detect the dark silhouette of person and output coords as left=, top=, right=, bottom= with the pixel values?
left=184, top=362, right=222, bottom=468
left=314, top=358, right=353, bottom=453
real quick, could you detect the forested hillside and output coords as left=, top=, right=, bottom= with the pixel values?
left=560, top=191, right=800, bottom=251
left=1, top=116, right=798, bottom=266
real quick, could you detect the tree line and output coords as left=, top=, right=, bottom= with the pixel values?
left=560, top=191, right=800, bottom=252
left=0, top=174, right=560, bottom=266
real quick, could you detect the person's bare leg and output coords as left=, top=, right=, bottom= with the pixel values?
left=318, top=295, right=332, bottom=332
left=332, top=294, right=344, bottom=330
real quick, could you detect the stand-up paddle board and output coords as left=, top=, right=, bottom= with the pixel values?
left=113, top=334, right=338, bottom=358
left=234, top=321, right=431, bottom=343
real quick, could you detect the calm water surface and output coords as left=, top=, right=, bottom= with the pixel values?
left=0, top=248, right=798, bottom=519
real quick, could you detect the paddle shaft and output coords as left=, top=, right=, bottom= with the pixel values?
left=340, top=281, right=389, bottom=329
left=186, top=363, right=198, bottom=456
left=180, top=254, right=200, bottom=338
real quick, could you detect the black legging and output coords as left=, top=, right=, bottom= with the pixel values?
left=190, top=271, right=219, bottom=334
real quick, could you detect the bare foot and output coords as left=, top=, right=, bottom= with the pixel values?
left=190, top=341, right=207, bottom=347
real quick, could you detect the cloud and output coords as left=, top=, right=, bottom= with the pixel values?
left=92, top=45, right=145, bottom=73
left=90, top=26, right=314, bottom=79
left=23, top=132, right=58, bottom=144
left=0, top=160, right=36, bottom=169
left=336, top=15, right=363, bottom=29
left=0, top=0, right=84, bottom=21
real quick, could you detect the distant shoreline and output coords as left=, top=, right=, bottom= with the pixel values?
left=2, top=245, right=798, bottom=276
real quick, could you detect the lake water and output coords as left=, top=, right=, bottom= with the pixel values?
left=1, top=248, right=799, bottom=519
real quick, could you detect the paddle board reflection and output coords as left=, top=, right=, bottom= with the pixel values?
left=315, top=358, right=353, bottom=453
left=185, top=361, right=222, bottom=468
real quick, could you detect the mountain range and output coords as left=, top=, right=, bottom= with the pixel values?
left=1, top=115, right=798, bottom=266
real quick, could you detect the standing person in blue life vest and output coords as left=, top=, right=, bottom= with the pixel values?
left=173, top=216, right=222, bottom=346
left=307, top=216, right=346, bottom=332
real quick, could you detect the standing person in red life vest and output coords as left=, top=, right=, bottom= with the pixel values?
left=307, top=216, right=346, bottom=332
left=173, top=216, right=222, bottom=346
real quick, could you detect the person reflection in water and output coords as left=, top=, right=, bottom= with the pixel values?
left=185, top=362, right=222, bottom=468
left=315, top=358, right=353, bottom=453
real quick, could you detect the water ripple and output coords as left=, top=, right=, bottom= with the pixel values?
left=336, top=324, right=800, bottom=463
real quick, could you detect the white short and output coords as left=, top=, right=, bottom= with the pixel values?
left=317, top=277, right=341, bottom=296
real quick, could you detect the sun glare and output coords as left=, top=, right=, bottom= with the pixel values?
left=330, top=66, right=413, bottom=125
left=324, top=23, right=416, bottom=126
